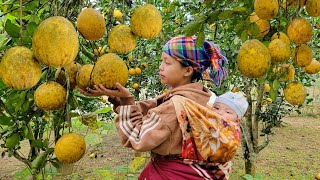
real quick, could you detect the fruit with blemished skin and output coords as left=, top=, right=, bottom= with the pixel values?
left=0, top=46, right=41, bottom=90
left=237, top=39, right=271, bottom=78
left=306, top=0, right=320, bottom=17
left=304, top=59, right=320, bottom=74
left=76, top=64, right=94, bottom=89
left=77, top=8, right=106, bottom=41
left=54, top=133, right=86, bottom=164
left=34, top=81, right=67, bottom=111
left=271, top=32, right=290, bottom=46
left=32, top=16, right=79, bottom=67
left=108, top=24, right=137, bottom=54
left=292, top=44, right=313, bottom=67
left=254, top=0, right=279, bottom=20
left=287, top=18, right=312, bottom=44
left=91, top=53, right=128, bottom=89
left=248, top=12, right=270, bottom=38
left=130, top=4, right=162, bottom=39
left=284, top=81, right=306, bottom=105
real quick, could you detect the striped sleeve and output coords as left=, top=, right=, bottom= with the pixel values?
left=115, top=104, right=171, bottom=152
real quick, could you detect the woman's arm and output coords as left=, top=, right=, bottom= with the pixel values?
left=114, top=103, right=172, bottom=152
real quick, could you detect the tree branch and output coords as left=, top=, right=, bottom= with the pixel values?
left=255, top=133, right=269, bottom=153
left=13, top=150, right=32, bottom=170
left=253, top=81, right=265, bottom=148
left=240, top=120, right=255, bottom=153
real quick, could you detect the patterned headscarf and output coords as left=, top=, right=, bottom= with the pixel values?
left=162, top=36, right=228, bottom=86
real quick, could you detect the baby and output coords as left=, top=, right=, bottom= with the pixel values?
left=212, top=91, right=249, bottom=122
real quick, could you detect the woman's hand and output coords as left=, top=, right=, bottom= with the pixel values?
left=79, top=82, right=131, bottom=98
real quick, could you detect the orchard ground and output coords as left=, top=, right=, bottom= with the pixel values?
left=0, top=116, right=319, bottom=179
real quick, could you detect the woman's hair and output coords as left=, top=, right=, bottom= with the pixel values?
left=180, top=63, right=202, bottom=82
left=162, top=36, right=228, bottom=86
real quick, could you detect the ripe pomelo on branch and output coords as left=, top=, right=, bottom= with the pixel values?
left=284, top=0, right=307, bottom=8
left=130, top=4, right=162, bottom=39
left=32, top=16, right=79, bottom=68
left=108, top=24, right=137, bottom=54
left=248, top=13, right=270, bottom=38
left=292, top=44, right=313, bottom=67
left=54, top=133, right=86, bottom=164
left=113, top=9, right=123, bottom=20
left=278, top=64, right=295, bottom=81
left=306, top=0, right=320, bottom=17
left=34, top=81, right=67, bottom=111
left=303, top=59, right=320, bottom=74
left=76, top=64, right=94, bottom=89
left=264, top=83, right=271, bottom=92
left=254, top=0, right=279, bottom=20
left=287, top=18, right=312, bottom=44
left=284, top=81, right=306, bottom=105
left=92, top=53, right=128, bottom=89
left=77, top=8, right=106, bottom=41
left=0, top=46, right=41, bottom=90
left=56, top=63, right=82, bottom=91
left=237, top=39, right=271, bottom=78
left=271, top=32, right=290, bottom=46
left=268, top=39, right=291, bottom=63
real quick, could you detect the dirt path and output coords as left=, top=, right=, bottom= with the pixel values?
left=1, top=116, right=319, bottom=179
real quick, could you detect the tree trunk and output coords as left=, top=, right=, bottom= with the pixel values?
left=241, top=132, right=257, bottom=176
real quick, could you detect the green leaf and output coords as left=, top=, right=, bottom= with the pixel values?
left=29, top=15, right=40, bottom=24
left=94, top=107, right=112, bottom=114
left=21, top=30, right=32, bottom=45
left=182, top=21, right=203, bottom=36
left=204, top=0, right=214, bottom=8
left=26, top=22, right=37, bottom=36
left=32, top=139, right=43, bottom=148
left=196, top=30, right=205, bottom=48
left=248, top=23, right=259, bottom=36
left=218, top=10, right=233, bottom=20
left=240, top=30, right=248, bottom=42
left=243, top=174, right=254, bottom=180
left=235, top=20, right=245, bottom=35
left=280, top=17, right=287, bottom=27
left=31, top=148, right=54, bottom=170
left=129, top=156, right=146, bottom=173
left=85, top=132, right=102, bottom=146
left=207, top=11, right=221, bottom=24
left=0, top=116, right=12, bottom=125
left=14, top=168, right=31, bottom=180
left=0, top=45, right=10, bottom=51
left=21, top=126, right=29, bottom=137
left=0, top=34, right=7, bottom=45
left=270, top=79, right=279, bottom=102
left=262, top=41, right=270, bottom=47
left=255, top=174, right=263, bottom=180
left=43, top=139, right=49, bottom=148
left=5, top=20, right=20, bottom=38
left=232, top=6, right=247, bottom=14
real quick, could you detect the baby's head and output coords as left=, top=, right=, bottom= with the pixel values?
left=212, top=92, right=249, bottom=122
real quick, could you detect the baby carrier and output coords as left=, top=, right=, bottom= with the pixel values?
left=172, top=95, right=241, bottom=163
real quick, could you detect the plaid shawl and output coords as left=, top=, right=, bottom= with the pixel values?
left=162, top=36, right=228, bottom=86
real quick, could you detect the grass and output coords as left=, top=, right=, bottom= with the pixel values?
left=230, top=117, right=320, bottom=180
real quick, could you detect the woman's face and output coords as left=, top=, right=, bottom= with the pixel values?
left=159, top=52, right=191, bottom=89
